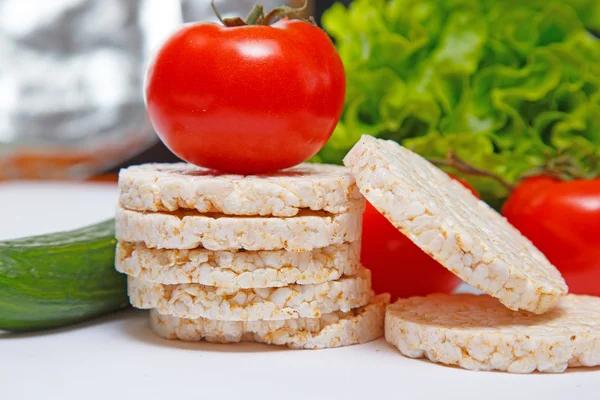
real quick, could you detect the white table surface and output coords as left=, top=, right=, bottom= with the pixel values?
left=1, top=181, right=598, bottom=400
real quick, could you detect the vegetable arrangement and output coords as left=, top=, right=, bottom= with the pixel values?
left=3, top=0, right=598, bottom=335
left=316, top=0, right=600, bottom=209
left=315, top=0, right=600, bottom=296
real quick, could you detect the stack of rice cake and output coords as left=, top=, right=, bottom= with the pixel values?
left=114, top=163, right=388, bottom=349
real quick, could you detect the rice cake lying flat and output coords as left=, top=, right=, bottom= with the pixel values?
left=151, top=294, right=389, bottom=349
left=119, top=163, right=364, bottom=217
left=385, top=294, right=600, bottom=373
left=129, top=268, right=371, bottom=321
left=115, top=207, right=362, bottom=251
left=116, top=241, right=361, bottom=287
left=344, top=135, right=567, bottom=314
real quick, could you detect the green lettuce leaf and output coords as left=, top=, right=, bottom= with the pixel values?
left=317, top=0, right=600, bottom=207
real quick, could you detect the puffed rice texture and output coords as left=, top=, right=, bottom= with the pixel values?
left=343, top=135, right=567, bottom=314
left=386, top=293, right=600, bottom=373
left=119, top=163, right=364, bottom=217
left=151, top=294, right=390, bottom=349
left=128, top=268, right=372, bottom=321
left=115, top=207, right=363, bottom=251
left=116, top=241, right=361, bottom=287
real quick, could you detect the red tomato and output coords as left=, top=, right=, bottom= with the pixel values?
left=361, top=176, right=479, bottom=300
left=145, top=20, right=345, bottom=174
left=502, top=176, right=600, bottom=296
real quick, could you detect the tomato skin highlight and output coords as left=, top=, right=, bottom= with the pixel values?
left=361, top=176, right=478, bottom=300
left=502, top=176, right=600, bottom=296
left=145, top=21, right=346, bottom=174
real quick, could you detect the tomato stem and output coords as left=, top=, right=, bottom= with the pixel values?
left=211, top=2, right=226, bottom=24
left=210, top=0, right=311, bottom=27
left=246, top=5, right=265, bottom=25
left=521, top=152, right=597, bottom=181
left=431, top=149, right=599, bottom=194
left=430, top=152, right=516, bottom=192
left=263, top=1, right=308, bottom=25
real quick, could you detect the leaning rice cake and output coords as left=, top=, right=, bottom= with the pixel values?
left=343, top=135, right=567, bottom=314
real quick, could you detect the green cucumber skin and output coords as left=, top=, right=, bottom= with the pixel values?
left=0, top=219, right=128, bottom=332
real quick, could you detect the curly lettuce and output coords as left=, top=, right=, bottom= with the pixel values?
left=316, top=0, right=600, bottom=207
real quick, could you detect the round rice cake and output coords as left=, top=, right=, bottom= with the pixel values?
left=128, top=268, right=372, bottom=321
left=150, top=294, right=390, bottom=349
left=116, top=241, right=361, bottom=287
left=115, top=206, right=362, bottom=251
left=118, top=163, right=364, bottom=217
left=386, top=293, right=600, bottom=373
left=343, top=135, right=567, bottom=314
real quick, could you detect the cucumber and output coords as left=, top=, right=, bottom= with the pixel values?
left=0, top=219, right=128, bottom=332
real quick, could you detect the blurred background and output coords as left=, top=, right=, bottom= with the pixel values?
left=0, top=0, right=347, bottom=180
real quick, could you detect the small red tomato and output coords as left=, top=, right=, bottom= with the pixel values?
left=502, top=176, right=600, bottom=296
left=145, top=19, right=345, bottom=174
left=361, top=175, right=479, bottom=300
